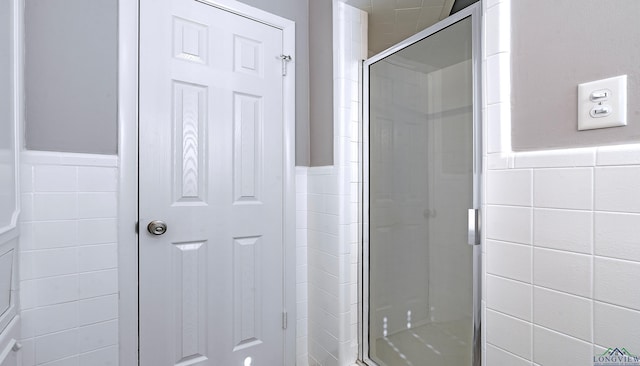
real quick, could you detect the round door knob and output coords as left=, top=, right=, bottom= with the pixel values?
left=147, top=220, right=167, bottom=235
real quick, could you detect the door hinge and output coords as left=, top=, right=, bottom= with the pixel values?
left=279, top=55, right=292, bottom=76
left=282, top=311, right=288, bottom=330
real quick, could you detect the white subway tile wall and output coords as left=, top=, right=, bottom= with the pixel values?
left=532, top=326, right=593, bottom=366
left=484, top=106, right=640, bottom=365
left=486, top=344, right=531, bottom=366
left=486, top=275, right=532, bottom=322
left=593, top=301, right=640, bottom=347
left=306, top=4, right=365, bottom=366
left=307, top=167, right=340, bottom=366
left=485, top=309, right=532, bottom=360
left=483, top=1, right=640, bottom=363
left=533, top=208, right=593, bottom=254
left=486, top=205, right=532, bottom=245
left=532, top=287, right=592, bottom=342
left=486, top=240, right=532, bottom=283
left=486, top=169, right=532, bottom=206
left=20, top=152, right=119, bottom=366
left=533, top=168, right=593, bottom=210
left=296, top=167, right=310, bottom=366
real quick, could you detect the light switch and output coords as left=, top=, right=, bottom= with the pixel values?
left=578, top=75, right=627, bottom=131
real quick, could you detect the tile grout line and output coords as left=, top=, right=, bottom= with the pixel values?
left=530, top=167, right=535, bottom=363
left=591, top=164, right=596, bottom=348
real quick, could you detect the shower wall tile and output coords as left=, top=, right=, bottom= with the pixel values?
left=77, top=320, right=118, bottom=353
left=34, top=328, right=79, bottom=364
left=533, top=287, right=592, bottom=342
left=20, top=248, right=78, bottom=280
left=487, top=152, right=513, bottom=170
left=29, top=220, right=77, bottom=250
left=78, top=166, right=118, bottom=192
left=486, top=205, right=532, bottom=244
left=20, top=151, right=119, bottom=366
left=486, top=344, right=531, bottom=366
left=77, top=192, right=117, bottom=218
left=594, top=301, right=640, bottom=348
left=79, top=345, right=118, bottom=366
left=532, top=326, right=593, bottom=366
left=533, top=168, right=593, bottom=210
left=482, top=253, right=487, bottom=302
left=486, top=53, right=510, bottom=105
left=485, top=0, right=509, bottom=56
left=594, top=212, right=640, bottom=262
left=33, top=166, right=78, bottom=192
left=533, top=208, right=592, bottom=254
left=486, top=275, right=531, bottom=321
left=78, top=294, right=118, bottom=326
left=595, top=166, right=640, bottom=213
left=533, top=247, right=592, bottom=298
left=486, top=169, right=532, bottom=206
left=20, top=193, right=34, bottom=223
left=486, top=240, right=532, bottom=283
left=486, top=309, right=532, bottom=360
left=77, top=244, right=118, bottom=272
left=486, top=103, right=506, bottom=154
left=29, top=302, right=79, bottom=337
left=594, top=257, right=640, bottom=311
left=485, top=0, right=505, bottom=9
left=77, top=218, right=117, bottom=245
left=32, top=193, right=78, bottom=221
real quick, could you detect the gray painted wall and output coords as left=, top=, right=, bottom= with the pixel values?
left=309, top=0, right=333, bottom=166
left=0, top=0, right=11, bottom=152
left=25, top=0, right=118, bottom=154
left=511, top=0, right=640, bottom=151
left=24, top=0, right=330, bottom=165
left=236, top=0, right=312, bottom=165
left=1, top=0, right=17, bottom=227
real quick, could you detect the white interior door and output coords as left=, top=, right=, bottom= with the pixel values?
left=139, top=0, right=288, bottom=365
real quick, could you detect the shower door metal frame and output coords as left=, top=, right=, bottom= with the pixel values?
left=359, top=3, right=482, bottom=365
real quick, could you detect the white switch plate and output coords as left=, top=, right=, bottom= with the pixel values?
left=578, top=75, right=627, bottom=131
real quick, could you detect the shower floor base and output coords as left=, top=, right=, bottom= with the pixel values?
left=373, top=317, right=472, bottom=366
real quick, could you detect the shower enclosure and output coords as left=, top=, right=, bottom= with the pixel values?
left=361, top=4, right=481, bottom=366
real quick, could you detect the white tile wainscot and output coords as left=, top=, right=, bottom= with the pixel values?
left=19, top=151, right=119, bottom=366
left=483, top=1, right=640, bottom=363
left=296, top=166, right=309, bottom=366
left=306, top=3, right=366, bottom=366
left=483, top=144, right=640, bottom=364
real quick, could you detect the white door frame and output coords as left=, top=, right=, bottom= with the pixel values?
left=117, top=1, right=297, bottom=365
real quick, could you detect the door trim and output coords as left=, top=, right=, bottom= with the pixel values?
left=117, top=0, right=139, bottom=364
left=0, top=0, right=22, bottom=241
left=118, top=2, right=297, bottom=365
left=359, top=3, right=482, bottom=365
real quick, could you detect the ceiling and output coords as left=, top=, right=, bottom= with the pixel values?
left=343, top=0, right=455, bottom=55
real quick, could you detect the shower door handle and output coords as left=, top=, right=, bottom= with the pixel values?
left=468, top=209, right=481, bottom=245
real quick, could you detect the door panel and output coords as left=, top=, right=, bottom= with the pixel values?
left=364, top=5, right=481, bottom=366
left=139, top=1, right=285, bottom=365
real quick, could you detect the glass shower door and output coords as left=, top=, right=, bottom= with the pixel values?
left=362, top=4, right=481, bottom=366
